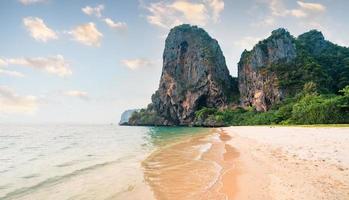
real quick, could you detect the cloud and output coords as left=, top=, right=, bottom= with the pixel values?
left=69, top=22, right=103, bottom=47
left=297, top=1, right=326, bottom=12
left=254, top=0, right=327, bottom=26
left=3, top=55, right=72, bottom=77
left=234, top=36, right=261, bottom=50
left=287, top=1, right=325, bottom=18
left=81, top=4, right=127, bottom=31
left=23, top=17, right=58, bottom=42
left=289, top=9, right=307, bottom=18
left=0, top=69, right=25, bottom=78
left=145, top=0, right=224, bottom=29
left=205, top=0, right=224, bottom=22
left=170, top=1, right=207, bottom=24
left=121, top=58, right=154, bottom=70
left=63, top=90, right=89, bottom=100
left=82, top=4, right=104, bottom=18
left=0, top=86, right=38, bottom=114
left=103, top=18, right=127, bottom=30
left=19, top=0, right=46, bottom=5
left=0, top=58, right=6, bottom=66
left=268, top=0, right=286, bottom=17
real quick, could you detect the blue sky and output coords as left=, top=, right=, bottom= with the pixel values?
left=0, top=0, right=348, bottom=124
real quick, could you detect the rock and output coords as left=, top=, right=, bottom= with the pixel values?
left=238, top=28, right=296, bottom=111
left=125, top=26, right=349, bottom=126
left=119, top=109, right=139, bottom=125
left=150, top=24, right=237, bottom=125
left=297, top=30, right=328, bottom=55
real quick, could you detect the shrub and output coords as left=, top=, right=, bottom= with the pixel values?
left=290, top=94, right=346, bottom=124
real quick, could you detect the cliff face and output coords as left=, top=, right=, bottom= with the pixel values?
left=119, top=109, right=139, bottom=125
left=238, top=28, right=297, bottom=111
left=238, top=28, right=349, bottom=111
left=123, top=26, right=349, bottom=126
left=149, top=24, right=237, bottom=125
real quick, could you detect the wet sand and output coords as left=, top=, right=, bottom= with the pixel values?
left=5, top=126, right=348, bottom=200
left=2, top=127, right=239, bottom=200
left=142, top=129, right=240, bottom=200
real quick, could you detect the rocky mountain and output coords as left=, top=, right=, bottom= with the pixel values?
left=128, top=24, right=238, bottom=126
left=122, top=25, right=349, bottom=126
left=119, top=109, right=139, bottom=125
left=238, top=28, right=296, bottom=111
left=238, top=28, right=349, bottom=111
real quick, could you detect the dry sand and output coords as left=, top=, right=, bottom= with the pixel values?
left=223, top=126, right=349, bottom=200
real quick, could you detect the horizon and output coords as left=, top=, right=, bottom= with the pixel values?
left=1, top=0, right=349, bottom=124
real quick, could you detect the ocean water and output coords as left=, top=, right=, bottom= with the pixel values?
left=0, top=124, right=216, bottom=200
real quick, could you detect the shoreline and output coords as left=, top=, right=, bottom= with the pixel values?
left=224, top=126, right=349, bottom=199
left=2, top=126, right=348, bottom=200
left=141, top=128, right=240, bottom=200
left=120, top=123, right=349, bottom=128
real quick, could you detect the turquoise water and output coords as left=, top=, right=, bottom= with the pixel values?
left=0, top=124, right=208, bottom=199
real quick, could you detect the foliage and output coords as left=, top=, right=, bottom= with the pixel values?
left=128, top=108, right=162, bottom=125
left=290, top=94, right=346, bottom=124
left=258, top=31, right=349, bottom=97
left=194, top=85, right=349, bottom=126
left=340, top=85, right=349, bottom=97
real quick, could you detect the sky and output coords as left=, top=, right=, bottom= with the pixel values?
left=0, top=0, right=348, bottom=124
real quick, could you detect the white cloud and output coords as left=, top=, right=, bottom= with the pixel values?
left=121, top=58, right=154, bottom=70
left=81, top=4, right=127, bottom=31
left=297, top=1, right=326, bottom=12
left=171, top=1, right=207, bottom=25
left=234, top=36, right=261, bottom=50
left=19, top=0, right=46, bottom=5
left=63, top=90, right=89, bottom=100
left=103, top=18, right=127, bottom=30
left=289, top=9, right=307, bottom=18
left=3, top=55, right=72, bottom=77
left=23, top=17, right=58, bottom=42
left=254, top=0, right=326, bottom=26
left=0, top=69, right=25, bottom=78
left=69, top=22, right=103, bottom=47
left=145, top=0, right=224, bottom=29
left=205, top=0, right=224, bottom=22
left=287, top=1, right=325, bottom=18
left=0, top=58, right=6, bottom=66
left=82, top=4, right=104, bottom=18
left=0, top=86, right=38, bottom=114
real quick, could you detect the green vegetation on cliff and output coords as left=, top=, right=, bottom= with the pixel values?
left=267, top=31, right=349, bottom=96
left=125, top=27, right=349, bottom=127
left=194, top=29, right=349, bottom=126
left=194, top=85, right=349, bottom=126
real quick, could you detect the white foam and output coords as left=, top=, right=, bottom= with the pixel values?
left=210, top=161, right=223, bottom=187
left=193, top=143, right=212, bottom=160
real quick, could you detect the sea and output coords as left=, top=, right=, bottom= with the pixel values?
left=0, top=124, right=234, bottom=200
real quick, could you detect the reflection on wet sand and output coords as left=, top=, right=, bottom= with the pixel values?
left=142, top=128, right=240, bottom=200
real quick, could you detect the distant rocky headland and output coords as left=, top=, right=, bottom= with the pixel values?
left=120, top=24, right=349, bottom=126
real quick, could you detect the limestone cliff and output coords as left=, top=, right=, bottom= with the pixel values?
left=129, top=24, right=238, bottom=126
left=122, top=26, right=349, bottom=126
left=238, top=28, right=297, bottom=111
left=238, top=28, right=349, bottom=111
left=119, top=109, right=139, bottom=125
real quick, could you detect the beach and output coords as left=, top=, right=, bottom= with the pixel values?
left=223, top=126, right=349, bottom=200
left=1, top=125, right=349, bottom=200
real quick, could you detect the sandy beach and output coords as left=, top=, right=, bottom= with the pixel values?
left=223, top=126, right=349, bottom=200
left=2, top=126, right=349, bottom=200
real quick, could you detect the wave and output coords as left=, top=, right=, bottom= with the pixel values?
left=194, top=143, right=212, bottom=160
left=21, top=174, right=40, bottom=179
left=55, top=159, right=85, bottom=168
left=1, top=155, right=132, bottom=200
left=142, top=129, right=226, bottom=199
